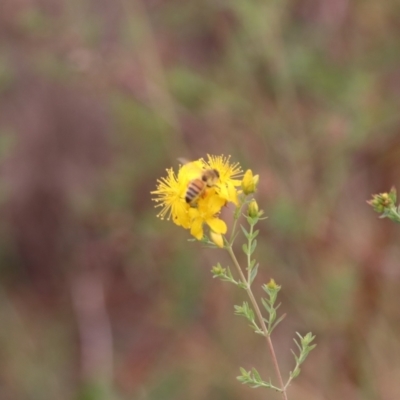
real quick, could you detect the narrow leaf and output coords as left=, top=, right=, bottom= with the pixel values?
left=261, top=298, right=271, bottom=312
left=240, top=225, right=250, bottom=238
left=269, top=313, right=287, bottom=334
left=249, top=239, right=257, bottom=255
left=291, top=367, right=301, bottom=379
left=251, top=229, right=259, bottom=240
left=251, top=367, right=262, bottom=381
left=293, top=338, right=302, bottom=352
left=249, top=263, right=259, bottom=285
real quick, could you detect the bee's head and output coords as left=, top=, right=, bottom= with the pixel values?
left=202, top=169, right=220, bottom=186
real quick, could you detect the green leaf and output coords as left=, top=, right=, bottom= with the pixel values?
left=290, top=367, right=301, bottom=379
left=242, top=243, right=248, bottom=255
left=269, top=313, right=286, bottom=334
left=303, top=332, right=316, bottom=344
left=249, top=239, right=257, bottom=255
left=246, top=215, right=258, bottom=225
left=290, top=349, right=300, bottom=364
left=234, top=302, right=255, bottom=322
left=293, top=338, right=302, bottom=352
left=249, top=263, right=259, bottom=285
left=251, top=367, right=261, bottom=381
left=261, top=298, right=272, bottom=312
left=254, top=327, right=265, bottom=336
left=308, top=344, right=317, bottom=352
left=251, top=229, right=259, bottom=240
left=240, top=225, right=250, bottom=238
left=234, top=304, right=243, bottom=314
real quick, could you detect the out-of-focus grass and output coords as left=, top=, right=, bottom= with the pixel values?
left=1, top=0, right=400, bottom=399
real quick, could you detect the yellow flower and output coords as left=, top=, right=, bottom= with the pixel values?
left=152, top=155, right=245, bottom=240
left=188, top=193, right=227, bottom=240
left=241, top=169, right=259, bottom=195
left=202, top=154, right=243, bottom=205
left=151, top=167, right=191, bottom=228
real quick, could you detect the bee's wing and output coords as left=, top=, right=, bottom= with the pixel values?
left=177, top=157, right=191, bottom=165
left=177, top=158, right=204, bottom=179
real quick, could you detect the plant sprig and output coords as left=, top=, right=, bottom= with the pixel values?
left=286, top=332, right=316, bottom=388
left=211, top=190, right=316, bottom=400
left=153, top=159, right=316, bottom=399
left=368, top=187, right=400, bottom=223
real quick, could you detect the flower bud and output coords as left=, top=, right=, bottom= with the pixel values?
left=262, top=279, right=281, bottom=301
left=367, top=187, right=397, bottom=213
left=266, top=278, right=280, bottom=290
left=211, top=263, right=225, bottom=276
left=248, top=199, right=259, bottom=218
left=241, top=169, right=259, bottom=195
left=210, top=231, right=224, bottom=248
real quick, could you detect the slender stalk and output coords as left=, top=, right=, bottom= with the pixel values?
left=226, top=245, right=288, bottom=400
left=229, top=201, right=245, bottom=244
left=246, top=223, right=254, bottom=284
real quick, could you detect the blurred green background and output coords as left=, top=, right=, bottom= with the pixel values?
left=1, top=0, right=400, bottom=399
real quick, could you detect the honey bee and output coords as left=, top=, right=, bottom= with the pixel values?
left=178, top=158, right=220, bottom=205
left=185, top=168, right=220, bottom=205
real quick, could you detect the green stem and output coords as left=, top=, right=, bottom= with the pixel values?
left=226, top=245, right=288, bottom=400
left=229, top=201, right=245, bottom=244
left=246, top=222, right=254, bottom=284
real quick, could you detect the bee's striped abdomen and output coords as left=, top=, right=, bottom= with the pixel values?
left=185, top=179, right=205, bottom=204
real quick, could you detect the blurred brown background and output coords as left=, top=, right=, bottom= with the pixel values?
left=1, top=0, right=400, bottom=399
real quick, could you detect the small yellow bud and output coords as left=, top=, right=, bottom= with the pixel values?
left=248, top=199, right=259, bottom=218
left=368, top=188, right=397, bottom=213
left=210, top=231, right=224, bottom=248
left=241, top=169, right=258, bottom=195
left=266, top=278, right=279, bottom=290
left=211, top=264, right=225, bottom=276
left=253, top=174, right=259, bottom=187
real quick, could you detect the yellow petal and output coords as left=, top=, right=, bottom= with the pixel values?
left=218, top=184, right=229, bottom=201
left=230, top=179, right=243, bottom=186
left=210, top=231, right=224, bottom=248
left=206, top=217, right=227, bottom=234
left=172, top=201, right=191, bottom=228
left=206, top=194, right=226, bottom=214
left=190, top=218, right=204, bottom=240
left=227, top=183, right=238, bottom=205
